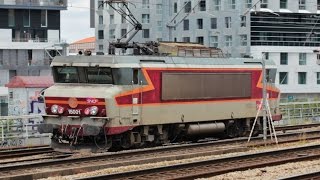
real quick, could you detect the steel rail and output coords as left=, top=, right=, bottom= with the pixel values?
left=0, top=146, right=54, bottom=159
left=0, top=130, right=319, bottom=179
left=279, top=171, right=320, bottom=180
left=275, top=123, right=320, bottom=132
left=77, top=144, right=320, bottom=180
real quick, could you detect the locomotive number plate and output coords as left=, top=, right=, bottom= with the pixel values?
left=68, top=109, right=81, bottom=115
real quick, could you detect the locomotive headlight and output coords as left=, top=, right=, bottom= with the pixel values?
left=51, top=105, right=59, bottom=114
left=90, top=106, right=98, bottom=115
left=57, top=106, right=64, bottom=114
left=84, top=108, right=90, bottom=115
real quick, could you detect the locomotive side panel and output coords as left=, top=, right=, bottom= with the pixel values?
left=162, top=73, right=251, bottom=100
left=115, top=68, right=280, bottom=126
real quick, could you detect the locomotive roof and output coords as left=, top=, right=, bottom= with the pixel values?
left=52, top=55, right=276, bottom=68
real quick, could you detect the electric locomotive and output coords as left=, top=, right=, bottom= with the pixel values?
left=39, top=44, right=282, bottom=150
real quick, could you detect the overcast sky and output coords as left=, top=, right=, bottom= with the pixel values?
left=61, top=0, right=94, bottom=43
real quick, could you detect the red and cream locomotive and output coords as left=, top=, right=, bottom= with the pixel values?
left=39, top=43, right=281, bottom=150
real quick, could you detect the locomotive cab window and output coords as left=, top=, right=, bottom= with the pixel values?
left=53, top=66, right=79, bottom=83
left=113, top=68, right=147, bottom=85
left=85, top=67, right=113, bottom=84
left=133, top=68, right=139, bottom=84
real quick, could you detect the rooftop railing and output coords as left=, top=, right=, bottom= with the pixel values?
left=12, top=37, right=61, bottom=43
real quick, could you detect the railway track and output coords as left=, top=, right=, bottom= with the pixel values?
left=0, top=130, right=319, bottom=180
left=78, top=144, right=320, bottom=180
left=0, top=146, right=54, bottom=160
left=275, top=123, right=320, bottom=132
left=280, top=171, right=320, bottom=180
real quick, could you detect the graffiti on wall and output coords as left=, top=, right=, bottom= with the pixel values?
left=0, top=139, right=24, bottom=148
left=29, top=90, right=45, bottom=114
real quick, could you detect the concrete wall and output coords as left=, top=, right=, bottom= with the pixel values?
left=8, top=87, right=46, bottom=116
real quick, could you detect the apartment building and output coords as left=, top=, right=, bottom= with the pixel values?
left=91, top=0, right=320, bottom=99
left=0, top=0, right=67, bottom=108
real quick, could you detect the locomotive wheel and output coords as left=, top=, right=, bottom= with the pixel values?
left=226, top=122, right=242, bottom=138
left=94, top=135, right=112, bottom=150
left=120, top=132, right=132, bottom=149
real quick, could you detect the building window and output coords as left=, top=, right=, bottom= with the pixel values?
left=183, top=19, right=189, bottom=30
left=317, top=72, right=320, bottom=84
left=8, top=9, right=14, bottom=27
left=240, top=35, right=247, bottom=46
left=246, top=0, right=252, bottom=8
left=99, top=15, right=103, bottom=25
left=280, top=52, right=288, bottom=65
left=263, top=52, right=269, bottom=60
left=197, top=19, right=203, bottom=29
left=210, top=36, right=218, bottom=47
left=299, top=53, right=307, bottom=65
left=299, top=0, right=306, bottom=10
left=280, top=0, right=287, bottom=9
left=157, top=21, right=162, bottom=31
left=98, top=30, right=104, bottom=39
left=110, top=15, right=114, bottom=24
left=109, top=29, right=115, bottom=39
left=98, top=0, right=104, bottom=9
left=99, top=45, right=104, bottom=51
left=260, top=0, right=268, bottom=8
left=121, top=15, right=126, bottom=23
left=41, top=10, right=47, bottom=27
left=142, top=14, right=150, bottom=23
left=174, top=2, right=178, bottom=13
left=28, top=50, right=32, bottom=65
left=225, top=35, right=232, bottom=46
left=183, top=37, right=190, bottom=42
left=225, top=17, right=231, bottom=28
left=0, top=50, right=3, bottom=65
left=185, top=1, right=191, bottom=13
left=213, top=0, right=221, bottom=11
left=298, top=72, right=307, bottom=84
left=318, top=0, right=320, bottom=10
left=211, top=18, right=217, bottom=29
left=228, top=0, right=236, bottom=9
left=279, top=72, right=288, bottom=84
left=196, top=36, right=204, bottom=44
left=142, top=0, right=150, bottom=9
left=199, top=0, right=206, bottom=11
left=23, top=10, right=30, bottom=27
left=156, top=4, right=163, bottom=14
left=121, top=29, right=127, bottom=38
left=143, top=29, right=150, bottom=38
left=241, top=16, right=246, bottom=27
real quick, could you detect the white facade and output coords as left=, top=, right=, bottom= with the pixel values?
left=93, top=0, right=320, bottom=98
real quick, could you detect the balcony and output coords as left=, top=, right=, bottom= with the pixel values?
left=0, top=0, right=67, bottom=10
left=12, top=37, right=60, bottom=43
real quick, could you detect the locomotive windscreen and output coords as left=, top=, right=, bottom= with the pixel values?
left=161, top=73, right=251, bottom=100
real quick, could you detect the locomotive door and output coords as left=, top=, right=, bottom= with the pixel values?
left=131, top=68, right=142, bottom=123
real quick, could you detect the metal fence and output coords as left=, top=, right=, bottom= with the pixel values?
left=275, top=99, right=320, bottom=126
left=0, top=115, right=51, bottom=148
